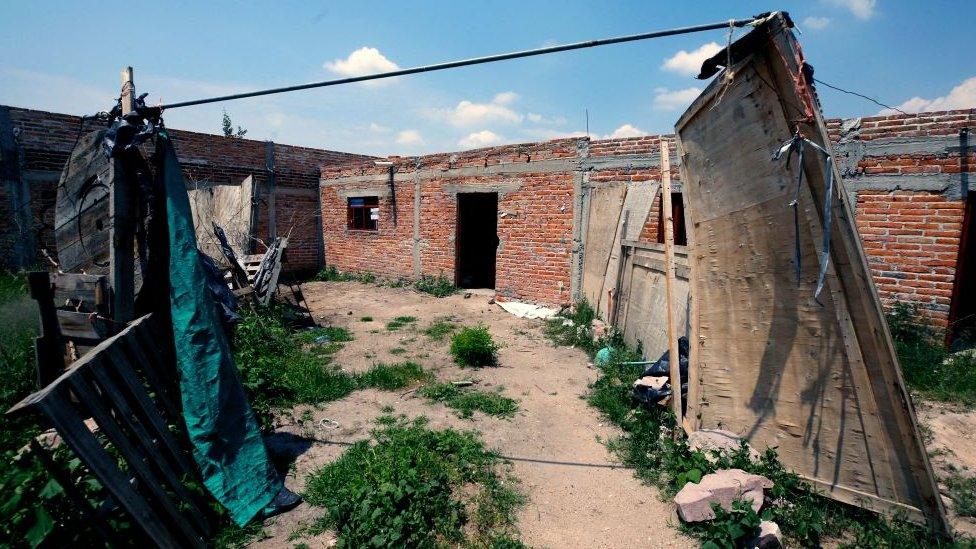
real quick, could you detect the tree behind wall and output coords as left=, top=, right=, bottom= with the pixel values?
left=222, top=109, right=247, bottom=138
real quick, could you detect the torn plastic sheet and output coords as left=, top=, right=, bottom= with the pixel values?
left=496, top=300, right=559, bottom=319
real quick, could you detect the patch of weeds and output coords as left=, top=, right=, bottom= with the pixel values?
left=303, top=416, right=524, bottom=547
left=383, top=278, right=409, bottom=289
left=294, top=325, right=354, bottom=345
left=386, top=315, right=418, bottom=331
left=389, top=347, right=407, bottom=355
left=552, top=298, right=962, bottom=548
left=415, top=275, right=458, bottom=298
left=314, top=266, right=376, bottom=284
left=356, top=362, right=430, bottom=391
left=887, top=302, right=976, bottom=406
left=360, top=316, right=373, bottom=322
left=543, top=298, right=600, bottom=354
left=234, top=304, right=356, bottom=427
left=424, top=317, right=458, bottom=342
left=213, top=521, right=270, bottom=548
left=420, top=382, right=519, bottom=419
left=945, top=473, right=976, bottom=517
left=451, top=326, right=499, bottom=367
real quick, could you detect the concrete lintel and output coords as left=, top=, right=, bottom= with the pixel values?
left=321, top=157, right=581, bottom=186
left=336, top=187, right=392, bottom=200
left=843, top=173, right=958, bottom=195
left=443, top=181, right=522, bottom=198
left=837, top=133, right=966, bottom=158
left=581, top=152, right=679, bottom=171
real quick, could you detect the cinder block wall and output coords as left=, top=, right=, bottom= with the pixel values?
left=0, top=106, right=372, bottom=274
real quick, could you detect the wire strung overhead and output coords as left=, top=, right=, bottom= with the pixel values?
left=158, top=15, right=768, bottom=111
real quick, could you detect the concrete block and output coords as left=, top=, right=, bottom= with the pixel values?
left=688, top=428, right=761, bottom=463
left=673, top=468, right=773, bottom=523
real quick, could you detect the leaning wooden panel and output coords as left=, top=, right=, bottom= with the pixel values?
left=674, top=13, right=946, bottom=530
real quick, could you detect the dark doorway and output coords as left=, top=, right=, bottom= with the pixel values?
left=949, top=191, right=976, bottom=348
left=456, top=193, right=498, bottom=289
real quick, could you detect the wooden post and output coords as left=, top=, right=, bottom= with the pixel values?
left=660, top=140, right=683, bottom=428
left=111, top=67, right=136, bottom=324
left=120, top=67, right=135, bottom=115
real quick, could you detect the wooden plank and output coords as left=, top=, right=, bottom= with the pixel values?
left=51, top=273, right=107, bottom=312
left=581, top=184, right=627, bottom=310
left=27, top=271, right=65, bottom=387
left=674, top=12, right=946, bottom=530
left=56, top=310, right=110, bottom=340
left=39, top=386, right=181, bottom=549
left=659, top=141, right=682, bottom=427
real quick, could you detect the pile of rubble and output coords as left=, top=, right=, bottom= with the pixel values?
left=673, top=430, right=783, bottom=549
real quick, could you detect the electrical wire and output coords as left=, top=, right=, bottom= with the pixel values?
left=157, top=16, right=764, bottom=110
left=812, top=77, right=908, bottom=115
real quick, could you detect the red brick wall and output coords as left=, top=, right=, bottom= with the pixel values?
left=1, top=106, right=371, bottom=273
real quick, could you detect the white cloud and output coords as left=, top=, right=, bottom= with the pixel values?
left=429, top=92, right=523, bottom=127
left=653, top=87, right=702, bottom=111
left=493, top=91, right=519, bottom=105
left=323, top=47, right=400, bottom=86
left=825, top=0, right=877, bottom=20
left=526, top=112, right=567, bottom=125
left=605, top=124, right=648, bottom=139
left=395, top=129, right=423, bottom=145
left=881, top=76, right=976, bottom=114
left=520, top=128, right=587, bottom=141
left=803, top=16, right=831, bottom=30
left=661, top=42, right=722, bottom=76
left=458, top=130, right=503, bottom=149
left=369, top=122, right=391, bottom=133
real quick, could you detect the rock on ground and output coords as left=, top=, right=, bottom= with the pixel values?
left=673, top=468, right=773, bottom=523
left=687, top=428, right=760, bottom=463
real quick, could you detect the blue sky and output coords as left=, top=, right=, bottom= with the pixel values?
left=1, top=1, right=973, bottom=156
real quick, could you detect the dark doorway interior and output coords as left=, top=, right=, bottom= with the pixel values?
left=456, top=193, right=498, bottom=289
left=949, top=191, right=976, bottom=348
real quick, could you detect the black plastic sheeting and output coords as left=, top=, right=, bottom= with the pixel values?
left=632, top=336, right=689, bottom=406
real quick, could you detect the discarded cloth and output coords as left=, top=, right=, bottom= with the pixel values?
left=158, top=130, right=281, bottom=526
left=496, top=300, right=559, bottom=319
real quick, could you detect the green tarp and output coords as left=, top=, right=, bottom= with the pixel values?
left=159, top=131, right=281, bottom=525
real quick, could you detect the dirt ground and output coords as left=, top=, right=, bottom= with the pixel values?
left=917, top=400, right=976, bottom=537
left=252, top=281, right=689, bottom=548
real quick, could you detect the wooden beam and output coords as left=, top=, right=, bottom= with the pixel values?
left=120, top=67, right=135, bottom=115
left=660, top=140, right=683, bottom=429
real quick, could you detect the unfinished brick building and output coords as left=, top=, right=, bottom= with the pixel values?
left=2, top=104, right=973, bottom=338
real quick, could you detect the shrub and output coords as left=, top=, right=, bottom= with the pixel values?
left=415, top=275, right=458, bottom=298
left=450, top=326, right=498, bottom=367
left=303, top=416, right=523, bottom=547
left=314, top=266, right=376, bottom=284
left=543, top=299, right=601, bottom=354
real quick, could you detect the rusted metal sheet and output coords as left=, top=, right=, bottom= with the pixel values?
left=675, top=12, right=947, bottom=531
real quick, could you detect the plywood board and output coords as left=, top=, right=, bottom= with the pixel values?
left=188, top=175, right=254, bottom=265
left=580, top=184, right=626, bottom=310
left=674, top=13, right=946, bottom=530
left=618, top=243, right=690, bottom=359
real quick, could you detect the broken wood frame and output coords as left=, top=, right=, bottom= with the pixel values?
left=7, top=314, right=213, bottom=548
left=675, top=12, right=947, bottom=531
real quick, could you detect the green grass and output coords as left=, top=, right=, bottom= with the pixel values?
left=355, top=362, right=430, bottom=391
left=314, top=266, right=376, bottom=284
left=419, top=382, right=519, bottom=419
left=294, top=325, right=354, bottom=345
left=303, top=416, right=524, bottom=547
left=424, top=317, right=458, bottom=342
left=386, top=315, right=418, bottom=331
left=887, top=302, right=976, bottom=407
left=234, top=305, right=357, bottom=427
left=945, top=473, right=976, bottom=517
left=389, top=347, right=407, bottom=355
left=414, top=275, right=458, bottom=298
left=360, top=316, right=373, bottom=322
left=555, top=298, right=964, bottom=548
left=543, top=298, right=601, bottom=354
left=450, top=326, right=499, bottom=367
